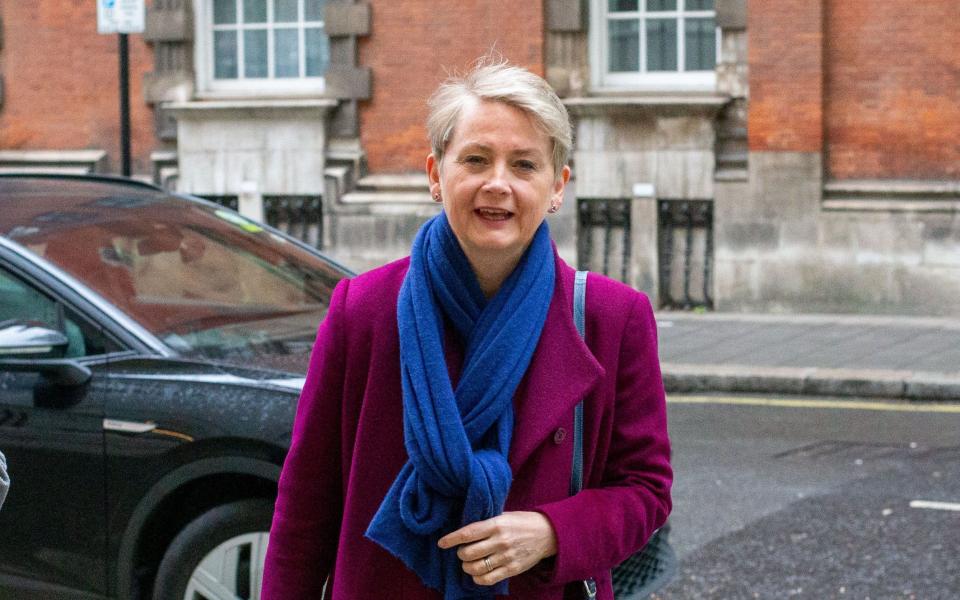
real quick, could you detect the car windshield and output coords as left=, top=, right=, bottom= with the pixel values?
left=1, top=178, right=347, bottom=369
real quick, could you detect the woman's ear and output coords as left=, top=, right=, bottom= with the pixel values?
left=551, top=165, right=571, bottom=209
left=426, top=154, right=442, bottom=200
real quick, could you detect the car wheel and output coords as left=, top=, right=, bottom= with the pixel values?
left=153, top=499, right=274, bottom=600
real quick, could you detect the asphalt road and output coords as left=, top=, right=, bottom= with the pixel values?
left=655, top=395, right=960, bottom=599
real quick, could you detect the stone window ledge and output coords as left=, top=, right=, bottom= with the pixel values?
left=563, top=94, right=729, bottom=117
left=823, top=180, right=960, bottom=213
left=340, top=174, right=432, bottom=207
left=0, top=150, right=108, bottom=174
left=164, top=99, right=338, bottom=120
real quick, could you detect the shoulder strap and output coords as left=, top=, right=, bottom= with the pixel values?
left=570, top=270, right=587, bottom=496
left=571, top=271, right=598, bottom=599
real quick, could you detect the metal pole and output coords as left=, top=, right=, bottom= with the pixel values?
left=119, top=33, right=131, bottom=177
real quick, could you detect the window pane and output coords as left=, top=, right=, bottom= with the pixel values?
left=0, top=269, right=116, bottom=358
left=0, top=270, right=59, bottom=334
left=213, top=0, right=237, bottom=24
left=243, top=0, right=267, bottom=23
left=305, top=0, right=324, bottom=21
left=214, top=30, right=239, bottom=79
left=608, top=19, right=640, bottom=72
left=274, top=28, right=299, bottom=77
left=244, top=30, right=268, bottom=77
left=609, top=0, right=638, bottom=11
left=646, top=18, right=677, bottom=71
left=647, top=0, right=677, bottom=11
left=685, top=0, right=714, bottom=10
left=305, top=28, right=329, bottom=76
left=274, top=0, right=298, bottom=22
left=685, top=18, right=715, bottom=70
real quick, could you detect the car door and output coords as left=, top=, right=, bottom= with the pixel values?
left=0, top=261, right=122, bottom=599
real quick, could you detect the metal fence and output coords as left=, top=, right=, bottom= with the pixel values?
left=576, top=198, right=632, bottom=282
left=576, top=197, right=714, bottom=311
left=202, top=195, right=324, bottom=249
left=658, top=199, right=713, bottom=310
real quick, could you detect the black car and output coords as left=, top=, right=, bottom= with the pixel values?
left=0, top=174, right=352, bottom=599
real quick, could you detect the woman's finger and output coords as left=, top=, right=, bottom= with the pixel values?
left=455, top=536, right=504, bottom=562
left=470, top=562, right=512, bottom=586
left=461, top=555, right=494, bottom=577
left=437, top=517, right=497, bottom=549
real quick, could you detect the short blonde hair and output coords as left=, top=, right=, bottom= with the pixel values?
left=426, top=58, right=572, bottom=179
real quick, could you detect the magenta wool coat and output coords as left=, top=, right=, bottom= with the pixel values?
left=262, top=251, right=673, bottom=600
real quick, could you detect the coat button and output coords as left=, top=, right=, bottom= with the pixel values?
left=553, top=427, right=567, bottom=444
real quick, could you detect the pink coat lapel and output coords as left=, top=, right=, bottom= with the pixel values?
left=509, top=260, right=605, bottom=470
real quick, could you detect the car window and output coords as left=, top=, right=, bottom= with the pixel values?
left=2, top=187, right=347, bottom=365
left=0, top=267, right=119, bottom=358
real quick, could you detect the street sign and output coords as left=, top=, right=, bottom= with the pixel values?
left=97, top=0, right=145, bottom=35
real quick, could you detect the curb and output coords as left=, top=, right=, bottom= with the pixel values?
left=661, top=364, right=960, bottom=402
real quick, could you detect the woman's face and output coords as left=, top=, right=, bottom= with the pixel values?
left=427, top=99, right=570, bottom=269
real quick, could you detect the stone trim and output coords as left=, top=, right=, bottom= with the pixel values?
left=823, top=180, right=960, bottom=213
left=325, top=2, right=371, bottom=37
left=823, top=200, right=960, bottom=213
left=165, top=98, right=337, bottom=120
left=144, top=7, right=192, bottom=42
left=564, top=94, right=728, bottom=117
left=143, top=72, right=193, bottom=104
left=715, top=0, right=747, bottom=30
left=0, top=150, right=109, bottom=174
left=547, top=0, right=586, bottom=32
left=324, top=2, right=371, bottom=102
left=325, top=66, right=372, bottom=100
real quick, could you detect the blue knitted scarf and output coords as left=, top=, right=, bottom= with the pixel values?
left=366, top=211, right=555, bottom=599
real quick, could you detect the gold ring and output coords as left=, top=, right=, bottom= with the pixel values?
left=483, top=557, right=493, bottom=572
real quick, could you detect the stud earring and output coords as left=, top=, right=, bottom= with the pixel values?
left=433, top=193, right=442, bottom=202
left=547, top=203, right=559, bottom=214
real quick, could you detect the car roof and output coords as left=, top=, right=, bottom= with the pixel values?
left=0, top=172, right=165, bottom=194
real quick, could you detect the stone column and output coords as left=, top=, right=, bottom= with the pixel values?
left=628, top=183, right=660, bottom=305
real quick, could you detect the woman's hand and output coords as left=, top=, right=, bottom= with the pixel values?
left=437, top=511, right=558, bottom=586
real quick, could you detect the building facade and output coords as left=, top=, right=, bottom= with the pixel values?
left=1, top=1, right=958, bottom=315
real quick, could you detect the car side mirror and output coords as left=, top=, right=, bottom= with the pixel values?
left=0, top=321, right=91, bottom=389
left=0, top=321, right=69, bottom=360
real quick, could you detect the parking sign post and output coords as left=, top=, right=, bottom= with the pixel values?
left=118, top=33, right=131, bottom=177
left=97, top=0, right=144, bottom=177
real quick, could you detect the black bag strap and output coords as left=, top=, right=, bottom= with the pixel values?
left=571, top=270, right=598, bottom=599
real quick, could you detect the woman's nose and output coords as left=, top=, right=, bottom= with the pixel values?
left=481, top=164, right=511, bottom=195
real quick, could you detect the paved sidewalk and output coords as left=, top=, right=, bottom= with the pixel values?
left=655, top=312, right=960, bottom=401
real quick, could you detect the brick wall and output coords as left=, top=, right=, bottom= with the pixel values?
left=0, top=2, right=156, bottom=174
left=825, top=0, right=960, bottom=180
left=358, top=0, right=544, bottom=174
left=747, top=0, right=824, bottom=153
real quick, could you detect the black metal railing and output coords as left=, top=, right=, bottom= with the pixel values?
left=202, top=195, right=323, bottom=249
left=658, top=199, right=713, bottom=310
left=202, top=195, right=239, bottom=211
left=577, top=198, right=632, bottom=283
left=265, top=196, right=323, bottom=249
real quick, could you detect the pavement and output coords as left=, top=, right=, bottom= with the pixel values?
left=654, top=312, right=960, bottom=401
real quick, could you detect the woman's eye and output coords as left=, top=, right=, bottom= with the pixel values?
left=463, top=155, right=486, bottom=165
left=515, top=160, right=537, bottom=171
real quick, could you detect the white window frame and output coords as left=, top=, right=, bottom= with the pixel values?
left=590, top=0, right=719, bottom=93
left=194, top=0, right=327, bottom=98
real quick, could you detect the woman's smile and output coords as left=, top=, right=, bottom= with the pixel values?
left=475, top=207, right=513, bottom=222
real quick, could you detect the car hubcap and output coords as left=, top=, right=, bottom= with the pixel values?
left=183, top=532, right=270, bottom=600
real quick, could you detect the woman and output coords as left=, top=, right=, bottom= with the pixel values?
left=262, top=60, right=672, bottom=600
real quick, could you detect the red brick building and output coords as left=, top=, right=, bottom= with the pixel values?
left=1, top=0, right=958, bottom=314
